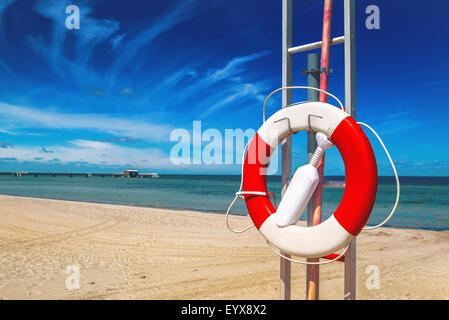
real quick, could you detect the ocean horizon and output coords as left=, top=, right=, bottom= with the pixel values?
left=0, top=174, right=447, bottom=232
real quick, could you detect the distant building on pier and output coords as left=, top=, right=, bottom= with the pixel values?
left=122, top=169, right=159, bottom=178
left=0, top=169, right=159, bottom=178
left=123, top=169, right=139, bottom=178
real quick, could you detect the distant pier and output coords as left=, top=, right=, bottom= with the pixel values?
left=0, top=169, right=159, bottom=178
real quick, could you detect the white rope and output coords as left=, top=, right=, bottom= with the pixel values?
left=266, top=240, right=349, bottom=265
left=357, top=122, right=400, bottom=230
left=225, top=137, right=264, bottom=233
left=225, top=196, right=254, bottom=233
left=262, top=86, right=345, bottom=122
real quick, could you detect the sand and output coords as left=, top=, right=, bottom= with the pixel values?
left=0, top=194, right=448, bottom=300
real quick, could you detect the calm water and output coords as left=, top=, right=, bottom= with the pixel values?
left=0, top=175, right=447, bottom=231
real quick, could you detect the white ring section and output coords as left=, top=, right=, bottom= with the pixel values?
left=259, top=215, right=354, bottom=258
left=258, top=101, right=349, bottom=148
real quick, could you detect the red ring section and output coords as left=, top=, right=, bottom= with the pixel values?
left=242, top=133, right=275, bottom=229
left=330, top=117, right=377, bottom=235
left=242, top=116, right=377, bottom=236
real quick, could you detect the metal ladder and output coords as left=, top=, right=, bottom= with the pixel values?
left=280, top=0, right=357, bottom=300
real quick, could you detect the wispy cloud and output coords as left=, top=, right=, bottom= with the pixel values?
left=205, top=50, right=270, bottom=83
left=364, top=110, right=423, bottom=136
left=23, top=0, right=216, bottom=105
left=0, top=103, right=173, bottom=142
left=0, top=141, right=172, bottom=169
left=106, top=0, right=208, bottom=86
left=200, top=81, right=267, bottom=118
left=160, top=67, right=197, bottom=88
left=85, top=87, right=107, bottom=96
left=70, top=139, right=114, bottom=149
left=393, top=160, right=449, bottom=175
left=30, top=0, right=120, bottom=84
left=119, top=87, right=136, bottom=98
left=110, top=34, right=125, bottom=49
left=0, top=0, right=14, bottom=16
left=0, top=59, right=14, bottom=77
left=0, top=141, right=13, bottom=148
left=103, top=137, right=141, bottom=143
left=168, top=50, right=271, bottom=117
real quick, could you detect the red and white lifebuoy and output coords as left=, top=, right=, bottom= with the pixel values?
left=243, top=101, right=378, bottom=258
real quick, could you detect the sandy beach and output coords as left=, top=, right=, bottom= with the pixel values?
left=0, top=194, right=448, bottom=300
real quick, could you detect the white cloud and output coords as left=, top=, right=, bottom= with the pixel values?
left=0, top=140, right=249, bottom=173
left=106, top=0, right=206, bottom=85
left=35, top=0, right=120, bottom=67
left=200, top=81, right=267, bottom=118
left=0, top=141, right=171, bottom=168
left=205, top=50, right=270, bottom=83
left=110, top=34, right=125, bottom=49
left=119, top=86, right=135, bottom=97
left=171, top=51, right=272, bottom=116
left=70, top=139, right=114, bottom=149
left=161, top=68, right=197, bottom=88
left=0, top=103, right=173, bottom=142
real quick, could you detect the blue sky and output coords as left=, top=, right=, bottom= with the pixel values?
left=0, top=0, right=448, bottom=175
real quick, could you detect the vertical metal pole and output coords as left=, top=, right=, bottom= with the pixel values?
left=280, top=0, right=292, bottom=301
left=305, top=53, right=320, bottom=300
left=307, top=0, right=333, bottom=300
left=344, top=0, right=356, bottom=118
left=344, top=0, right=357, bottom=300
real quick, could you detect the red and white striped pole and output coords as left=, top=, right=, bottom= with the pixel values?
left=307, top=0, right=333, bottom=300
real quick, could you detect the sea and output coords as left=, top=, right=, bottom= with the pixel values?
left=0, top=175, right=447, bottom=231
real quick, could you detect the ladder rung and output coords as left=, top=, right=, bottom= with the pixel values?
left=288, top=36, right=345, bottom=55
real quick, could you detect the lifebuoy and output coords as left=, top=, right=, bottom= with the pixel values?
left=243, top=101, right=378, bottom=258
